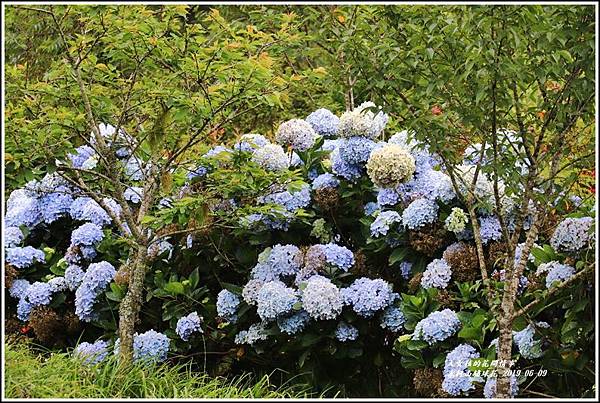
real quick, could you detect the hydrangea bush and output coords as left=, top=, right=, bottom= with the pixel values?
left=4, top=107, right=595, bottom=397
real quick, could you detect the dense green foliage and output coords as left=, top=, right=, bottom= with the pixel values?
left=4, top=4, right=596, bottom=399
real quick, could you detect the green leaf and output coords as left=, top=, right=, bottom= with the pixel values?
left=164, top=281, right=185, bottom=295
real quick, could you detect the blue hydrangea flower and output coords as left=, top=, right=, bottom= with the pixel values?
left=24, top=281, right=54, bottom=306
left=421, top=259, right=452, bottom=289
left=319, top=243, right=355, bottom=271
left=413, top=309, right=461, bottom=344
left=65, top=265, right=86, bottom=291
left=513, top=242, right=538, bottom=267
left=74, top=340, right=110, bottom=365
left=70, top=197, right=121, bottom=226
left=379, top=306, right=406, bottom=332
left=234, top=322, right=269, bottom=345
left=277, top=310, right=310, bottom=335
left=377, top=187, right=402, bottom=208
left=124, top=156, right=145, bottom=180
left=370, top=211, right=402, bottom=237
left=17, top=298, right=33, bottom=321
left=9, top=279, right=31, bottom=299
left=513, top=324, right=543, bottom=359
left=5, top=189, right=42, bottom=228
left=252, top=143, right=290, bottom=172
left=442, top=344, right=481, bottom=396
left=48, top=276, right=67, bottom=293
left=258, top=184, right=311, bottom=213
left=312, top=173, right=340, bottom=190
left=276, top=119, right=317, bottom=151
left=217, top=289, right=240, bottom=323
left=539, top=262, right=575, bottom=289
left=4, top=226, right=24, bottom=247
left=256, top=281, right=298, bottom=321
left=409, top=169, right=455, bottom=203
left=364, top=201, right=379, bottom=216
left=306, top=108, right=339, bottom=137
left=483, top=375, right=518, bottom=398
left=478, top=215, right=502, bottom=244
left=321, top=139, right=340, bottom=152
left=176, top=312, right=203, bottom=341
left=124, top=186, right=144, bottom=203
left=5, top=246, right=46, bottom=269
left=341, top=277, right=396, bottom=317
left=75, top=261, right=116, bottom=322
left=187, top=165, right=208, bottom=180
left=402, top=198, right=438, bottom=230
left=68, top=145, right=97, bottom=169
left=335, top=322, right=359, bottom=342
left=234, top=133, right=270, bottom=151
left=331, top=147, right=363, bottom=181
left=301, top=275, right=343, bottom=320
left=550, top=217, right=594, bottom=252
left=39, top=185, right=75, bottom=224
left=398, top=261, right=412, bottom=279
left=264, top=244, right=304, bottom=278
left=338, top=137, right=377, bottom=166
left=115, top=330, right=170, bottom=363
left=71, top=222, right=104, bottom=247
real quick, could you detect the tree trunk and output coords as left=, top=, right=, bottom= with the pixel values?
left=118, top=248, right=149, bottom=364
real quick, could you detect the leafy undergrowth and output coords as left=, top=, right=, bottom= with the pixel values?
left=4, top=341, right=317, bottom=398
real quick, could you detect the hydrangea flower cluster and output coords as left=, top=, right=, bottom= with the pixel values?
left=275, top=119, right=317, bottom=151
left=71, top=223, right=104, bottom=248
left=379, top=306, right=406, bottom=332
left=337, top=102, right=388, bottom=139
left=15, top=281, right=57, bottom=321
left=376, top=187, right=402, bottom=208
left=338, top=137, right=377, bottom=165
left=65, top=265, right=86, bottom=291
left=442, top=344, right=480, bottom=396
left=216, top=289, right=241, bottom=323
left=5, top=226, right=24, bottom=247
left=341, top=277, right=396, bottom=317
left=258, top=184, right=311, bottom=213
left=256, top=281, right=298, bottom=321
left=513, top=324, right=543, bottom=359
left=413, top=309, right=461, bottom=345
left=176, top=312, right=203, bottom=341
left=75, top=261, right=117, bottom=322
left=235, top=322, right=269, bottom=345
left=124, top=186, right=144, bottom=203
left=409, top=169, right=455, bottom=203
left=74, top=340, right=110, bottom=365
left=536, top=261, right=576, bottom=289
left=69, top=145, right=98, bottom=169
left=388, top=131, right=440, bottom=174
left=478, top=215, right=502, bottom=244
left=330, top=147, right=363, bottom=180
left=370, top=211, right=402, bottom=237
left=9, top=279, right=31, bottom=299
left=277, top=310, right=311, bottom=335
left=421, top=259, right=452, bottom=289
left=301, top=275, right=343, bottom=320
left=550, top=217, right=594, bottom=252
left=402, top=198, right=439, bottom=230
left=366, top=144, right=416, bottom=188
left=115, top=330, right=170, bottom=363
left=251, top=143, right=290, bottom=172
left=5, top=188, right=42, bottom=228
left=312, top=173, right=340, bottom=190
left=70, top=197, right=121, bottom=227
left=5, top=246, right=46, bottom=269
left=318, top=243, right=355, bottom=271
left=306, top=108, right=339, bottom=137
left=38, top=185, right=75, bottom=224
left=444, top=207, right=469, bottom=233
left=335, top=322, right=359, bottom=341
left=398, top=261, right=413, bottom=279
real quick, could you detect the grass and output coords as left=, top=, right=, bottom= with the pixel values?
left=4, top=341, right=316, bottom=398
